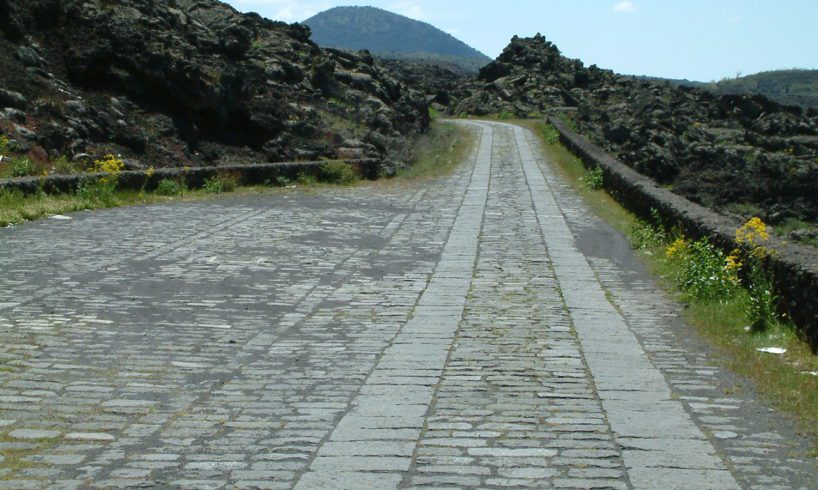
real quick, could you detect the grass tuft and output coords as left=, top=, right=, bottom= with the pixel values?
left=397, top=122, right=475, bottom=180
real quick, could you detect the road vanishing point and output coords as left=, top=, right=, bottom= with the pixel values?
left=0, top=121, right=816, bottom=489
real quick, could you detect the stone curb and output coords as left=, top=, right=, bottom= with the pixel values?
left=548, top=116, right=818, bottom=350
left=0, top=159, right=383, bottom=196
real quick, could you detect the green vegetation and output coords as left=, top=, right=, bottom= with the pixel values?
left=303, top=6, right=491, bottom=73
left=524, top=119, right=818, bottom=448
left=773, top=217, right=818, bottom=247
left=202, top=174, right=238, bottom=194
left=710, top=69, right=818, bottom=109
left=631, top=214, right=779, bottom=330
left=0, top=134, right=44, bottom=179
left=1, top=187, right=135, bottom=226
left=75, top=154, right=125, bottom=206
left=397, top=122, right=476, bottom=180
left=8, top=157, right=34, bottom=177
left=580, top=165, right=604, bottom=190
left=296, top=172, right=318, bottom=186
left=155, top=178, right=187, bottom=196
left=319, top=161, right=358, bottom=185
left=0, top=134, right=90, bottom=179
left=0, top=183, right=286, bottom=228
left=0, top=159, right=369, bottom=227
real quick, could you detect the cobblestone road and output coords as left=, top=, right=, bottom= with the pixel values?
left=1, top=121, right=816, bottom=488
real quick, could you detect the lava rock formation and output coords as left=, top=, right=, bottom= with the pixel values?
left=0, top=0, right=429, bottom=171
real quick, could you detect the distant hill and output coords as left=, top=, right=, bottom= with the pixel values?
left=630, top=70, right=818, bottom=109
left=303, top=6, right=492, bottom=73
left=708, top=69, right=818, bottom=109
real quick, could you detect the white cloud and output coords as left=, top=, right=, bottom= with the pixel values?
left=389, top=1, right=426, bottom=20
left=613, top=1, right=636, bottom=13
left=446, top=27, right=461, bottom=36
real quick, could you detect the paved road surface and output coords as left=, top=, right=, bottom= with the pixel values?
left=0, top=121, right=815, bottom=488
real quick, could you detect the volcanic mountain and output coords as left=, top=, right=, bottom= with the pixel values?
left=303, top=6, right=491, bottom=73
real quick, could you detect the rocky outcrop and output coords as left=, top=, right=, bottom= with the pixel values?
left=453, top=34, right=818, bottom=225
left=0, top=0, right=428, bottom=171
left=454, top=34, right=604, bottom=116
left=378, top=59, right=468, bottom=108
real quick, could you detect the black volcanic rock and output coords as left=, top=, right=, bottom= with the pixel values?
left=378, top=59, right=468, bottom=108
left=454, top=34, right=818, bottom=224
left=0, top=0, right=428, bottom=170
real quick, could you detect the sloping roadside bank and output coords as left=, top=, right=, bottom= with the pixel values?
left=548, top=116, right=818, bottom=351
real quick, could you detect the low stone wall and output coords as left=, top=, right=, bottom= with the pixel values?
left=548, top=116, right=818, bottom=350
left=0, top=159, right=382, bottom=196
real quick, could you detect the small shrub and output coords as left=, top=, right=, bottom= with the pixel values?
left=0, top=134, right=9, bottom=156
left=735, top=217, right=778, bottom=330
left=9, top=157, right=35, bottom=177
left=629, top=209, right=667, bottom=249
left=746, top=265, right=777, bottom=330
left=93, top=154, right=125, bottom=175
left=320, top=161, right=357, bottom=185
left=678, top=239, right=738, bottom=302
left=202, top=174, right=237, bottom=194
left=156, top=178, right=185, bottom=196
left=297, top=172, right=318, bottom=186
left=581, top=165, right=604, bottom=190
left=497, top=110, right=513, bottom=120
left=275, top=176, right=291, bottom=187
left=50, top=155, right=77, bottom=174
left=77, top=154, right=125, bottom=206
left=76, top=180, right=113, bottom=207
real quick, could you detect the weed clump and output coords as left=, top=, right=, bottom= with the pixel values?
left=9, top=157, right=34, bottom=177
left=77, top=154, right=125, bottom=206
left=581, top=165, right=604, bottom=190
left=539, top=123, right=560, bottom=145
left=156, top=178, right=186, bottom=196
left=202, top=174, right=237, bottom=194
left=320, top=161, right=357, bottom=185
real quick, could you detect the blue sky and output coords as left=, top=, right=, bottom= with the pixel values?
left=227, top=0, right=818, bottom=82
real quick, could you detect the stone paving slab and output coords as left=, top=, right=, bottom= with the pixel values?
left=0, top=120, right=816, bottom=488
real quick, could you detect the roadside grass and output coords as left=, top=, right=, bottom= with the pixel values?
left=0, top=121, right=471, bottom=227
left=518, top=118, right=818, bottom=450
left=396, top=121, right=475, bottom=180
left=774, top=217, right=818, bottom=248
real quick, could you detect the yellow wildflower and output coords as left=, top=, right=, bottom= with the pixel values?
left=146, top=166, right=155, bottom=178
left=724, top=252, right=742, bottom=272
left=93, top=154, right=125, bottom=174
left=736, top=217, right=769, bottom=247
left=666, top=237, right=689, bottom=259
left=751, top=246, right=769, bottom=259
